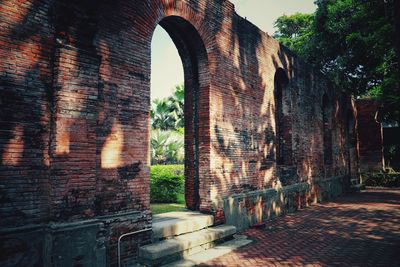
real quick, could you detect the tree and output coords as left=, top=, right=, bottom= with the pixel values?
left=273, top=0, right=400, bottom=121
left=150, top=84, right=185, bottom=165
left=151, top=84, right=184, bottom=130
left=273, top=13, right=315, bottom=60
left=167, top=84, right=184, bottom=129
left=151, top=98, right=174, bottom=130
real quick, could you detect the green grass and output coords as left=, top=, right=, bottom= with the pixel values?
left=151, top=193, right=186, bottom=214
left=151, top=203, right=187, bottom=214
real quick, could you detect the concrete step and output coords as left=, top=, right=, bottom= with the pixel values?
left=152, top=211, right=214, bottom=241
left=139, top=225, right=236, bottom=267
left=161, top=235, right=253, bottom=267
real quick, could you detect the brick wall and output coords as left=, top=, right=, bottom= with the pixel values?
left=0, top=0, right=356, bottom=265
left=0, top=0, right=54, bottom=228
left=356, top=99, right=384, bottom=172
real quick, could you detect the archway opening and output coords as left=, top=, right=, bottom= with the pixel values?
left=346, top=109, right=359, bottom=181
left=150, top=16, right=209, bottom=213
left=274, top=68, right=291, bottom=166
left=274, top=68, right=297, bottom=186
left=322, top=94, right=333, bottom=166
left=150, top=25, right=186, bottom=214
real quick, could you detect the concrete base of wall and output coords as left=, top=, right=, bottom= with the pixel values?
left=222, top=176, right=348, bottom=231
left=314, top=176, right=348, bottom=201
left=0, top=221, right=105, bottom=267
left=0, top=211, right=150, bottom=267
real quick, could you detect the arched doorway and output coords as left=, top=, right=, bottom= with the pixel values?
left=274, top=68, right=291, bottom=166
left=346, top=109, right=359, bottom=182
left=322, top=94, right=333, bottom=169
left=151, top=16, right=210, bottom=211
left=274, top=68, right=297, bottom=185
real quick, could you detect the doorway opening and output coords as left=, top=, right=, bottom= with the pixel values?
left=274, top=68, right=291, bottom=166
left=322, top=94, right=333, bottom=166
left=150, top=16, right=209, bottom=214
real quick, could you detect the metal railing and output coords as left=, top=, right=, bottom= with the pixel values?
left=117, top=228, right=152, bottom=267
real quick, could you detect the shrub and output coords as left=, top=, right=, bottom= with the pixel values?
left=150, top=165, right=184, bottom=203
left=151, top=129, right=184, bottom=165
left=362, top=171, right=400, bottom=187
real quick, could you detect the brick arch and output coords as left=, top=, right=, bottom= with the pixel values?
left=151, top=15, right=211, bottom=210
left=151, top=1, right=219, bottom=56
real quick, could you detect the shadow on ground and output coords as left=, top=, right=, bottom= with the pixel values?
left=200, top=188, right=400, bottom=267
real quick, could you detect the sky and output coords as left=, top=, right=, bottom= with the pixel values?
left=151, top=0, right=316, bottom=100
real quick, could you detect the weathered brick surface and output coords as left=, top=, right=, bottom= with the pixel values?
left=356, top=99, right=384, bottom=172
left=0, top=0, right=359, bottom=265
left=0, top=0, right=54, bottom=227
left=347, top=100, right=359, bottom=180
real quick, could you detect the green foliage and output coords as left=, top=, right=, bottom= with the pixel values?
left=150, top=165, right=184, bottom=203
left=151, top=129, right=184, bottom=165
left=384, top=144, right=400, bottom=170
left=151, top=98, right=173, bottom=130
left=175, top=127, right=184, bottom=135
left=151, top=203, right=186, bottom=214
left=151, top=84, right=184, bottom=130
left=273, top=13, right=315, bottom=59
left=150, top=84, right=185, bottom=164
left=362, top=171, right=400, bottom=187
left=274, top=13, right=314, bottom=38
left=313, top=0, right=397, bottom=98
left=168, top=84, right=184, bottom=129
left=273, top=0, right=400, bottom=121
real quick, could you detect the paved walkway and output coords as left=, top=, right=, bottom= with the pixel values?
left=201, top=188, right=400, bottom=267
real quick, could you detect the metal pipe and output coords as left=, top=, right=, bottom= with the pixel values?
left=117, top=228, right=152, bottom=267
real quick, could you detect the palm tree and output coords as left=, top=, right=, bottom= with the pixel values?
left=151, top=98, right=174, bottom=130
left=151, top=84, right=184, bottom=130
left=167, top=84, right=184, bottom=129
left=151, top=84, right=185, bottom=165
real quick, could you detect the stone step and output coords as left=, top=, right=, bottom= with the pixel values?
left=139, top=225, right=237, bottom=267
left=152, top=211, right=214, bottom=241
left=161, top=235, right=253, bottom=267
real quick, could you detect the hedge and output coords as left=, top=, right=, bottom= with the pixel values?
left=362, top=172, right=400, bottom=187
left=150, top=165, right=184, bottom=203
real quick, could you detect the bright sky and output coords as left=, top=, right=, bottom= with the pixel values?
left=151, top=0, right=316, bottom=100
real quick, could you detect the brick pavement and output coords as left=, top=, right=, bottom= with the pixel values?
left=201, top=188, right=400, bottom=267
